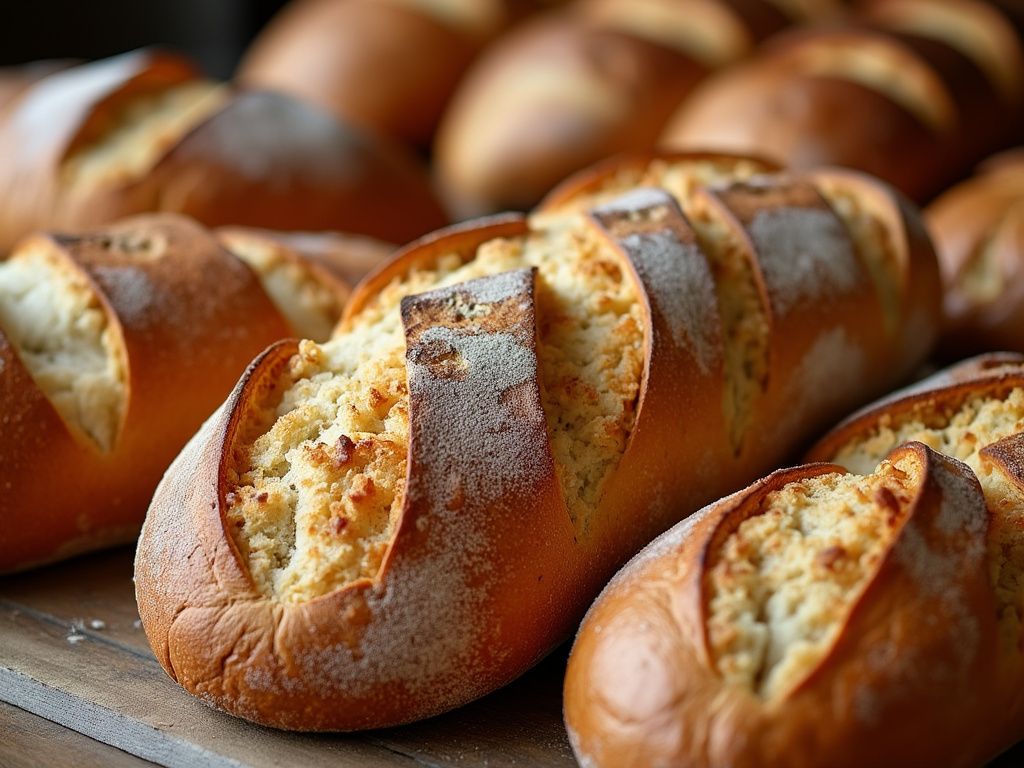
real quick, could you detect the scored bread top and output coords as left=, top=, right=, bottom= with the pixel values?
left=224, top=154, right=924, bottom=604
left=60, top=81, right=228, bottom=191
left=706, top=459, right=916, bottom=700
left=0, top=240, right=126, bottom=451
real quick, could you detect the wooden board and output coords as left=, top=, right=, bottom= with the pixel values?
left=3, top=547, right=1024, bottom=767
left=0, top=547, right=576, bottom=768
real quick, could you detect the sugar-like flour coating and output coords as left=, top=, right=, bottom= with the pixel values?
left=226, top=221, right=647, bottom=602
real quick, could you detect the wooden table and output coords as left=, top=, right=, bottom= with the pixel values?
left=3, top=547, right=1024, bottom=767
left=0, top=548, right=575, bottom=767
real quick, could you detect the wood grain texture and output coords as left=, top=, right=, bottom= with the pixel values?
left=0, top=700, right=157, bottom=768
left=0, top=548, right=575, bottom=768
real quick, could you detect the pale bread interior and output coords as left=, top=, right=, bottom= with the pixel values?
left=61, top=82, right=227, bottom=190
left=831, top=387, right=1024, bottom=647
left=814, top=178, right=902, bottom=334
left=706, top=459, right=913, bottom=699
left=0, top=244, right=126, bottom=451
left=226, top=221, right=645, bottom=602
left=219, top=233, right=344, bottom=343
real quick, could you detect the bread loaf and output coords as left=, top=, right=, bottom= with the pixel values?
left=135, top=152, right=940, bottom=730
left=238, top=0, right=521, bottom=147
left=926, top=149, right=1024, bottom=355
left=0, top=214, right=381, bottom=573
left=662, top=0, right=1024, bottom=201
left=564, top=353, right=1024, bottom=767
left=0, top=49, right=447, bottom=251
left=434, top=0, right=828, bottom=217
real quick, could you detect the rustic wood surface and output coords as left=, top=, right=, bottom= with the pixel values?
left=0, top=547, right=576, bottom=768
left=2, top=546, right=1024, bottom=767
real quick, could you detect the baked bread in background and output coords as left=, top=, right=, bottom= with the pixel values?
left=926, top=149, right=1024, bottom=356
left=662, top=0, right=1024, bottom=202
left=0, top=214, right=390, bottom=574
left=135, top=152, right=940, bottom=731
left=433, top=0, right=838, bottom=218
left=0, top=49, right=447, bottom=252
left=237, top=0, right=556, bottom=147
left=565, top=353, right=1024, bottom=767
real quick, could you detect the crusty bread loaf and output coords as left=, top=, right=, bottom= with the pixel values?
left=434, top=0, right=826, bottom=217
left=926, top=149, right=1024, bottom=355
left=238, top=0, right=517, bottom=147
left=662, top=0, right=1024, bottom=201
left=135, top=152, right=941, bottom=731
left=0, top=49, right=447, bottom=251
left=564, top=353, right=1024, bottom=767
left=0, top=214, right=372, bottom=574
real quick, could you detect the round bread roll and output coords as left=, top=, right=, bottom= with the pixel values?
left=0, top=214, right=365, bottom=574
left=238, top=0, right=514, bottom=147
left=0, top=49, right=448, bottom=252
left=434, top=0, right=809, bottom=218
left=926, top=149, right=1024, bottom=355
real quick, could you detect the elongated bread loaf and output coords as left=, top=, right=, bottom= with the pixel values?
left=135, top=152, right=941, bottom=730
left=0, top=49, right=447, bottom=251
left=565, top=353, right=1024, bottom=767
left=0, top=214, right=383, bottom=573
left=434, top=0, right=831, bottom=216
left=926, top=149, right=1024, bottom=355
left=662, top=0, right=1024, bottom=201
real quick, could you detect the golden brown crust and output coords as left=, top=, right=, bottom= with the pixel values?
left=215, top=226, right=394, bottom=290
left=926, top=152, right=1024, bottom=356
left=433, top=0, right=800, bottom=217
left=565, top=443, right=1000, bottom=768
left=0, top=51, right=447, bottom=250
left=135, top=153, right=941, bottom=730
left=663, top=10, right=1024, bottom=202
left=0, top=214, right=349, bottom=573
left=238, top=0, right=494, bottom=147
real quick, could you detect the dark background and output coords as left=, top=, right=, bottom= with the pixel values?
left=0, top=0, right=292, bottom=78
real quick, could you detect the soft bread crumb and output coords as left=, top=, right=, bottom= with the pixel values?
left=815, top=179, right=902, bottom=334
left=832, top=387, right=1024, bottom=643
left=833, top=389, right=1024, bottom=477
left=0, top=245, right=125, bottom=450
left=706, top=461, right=913, bottom=699
left=227, top=218, right=647, bottom=602
left=685, top=194, right=768, bottom=452
left=61, top=82, right=227, bottom=189
left=220, top=234, right=343, bottom=342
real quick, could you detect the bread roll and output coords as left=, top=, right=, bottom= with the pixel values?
left=135, top=153, right=940, bottom=730
left=238, top=0, right=515, bottom=147
left=926, top=149, right=1024, bottom=355
left=0, top=214, right=361, bottom=573
left=434, top=0, right=821, bottom=217
left=663, top=0, right=1024, bottom=201
left=564, top=353, right=1024, bottom=767
left=0, top=49, right=447, bottom=251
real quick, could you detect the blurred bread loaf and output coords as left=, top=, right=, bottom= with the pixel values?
left=434, top=0, right=836, bottom=217
left=135, top=152, right=940, bottom=731
left=0, top=49, right=447, bottom=252
left=565, top=353, right=1024, bottom=767
left=663, top=0, right=1024, bottom=201
left=238, top=0, right=540, bottom=147
left=0, top=213, right=386, bottom=573
left=926, top=149, right=1024, bottom=355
